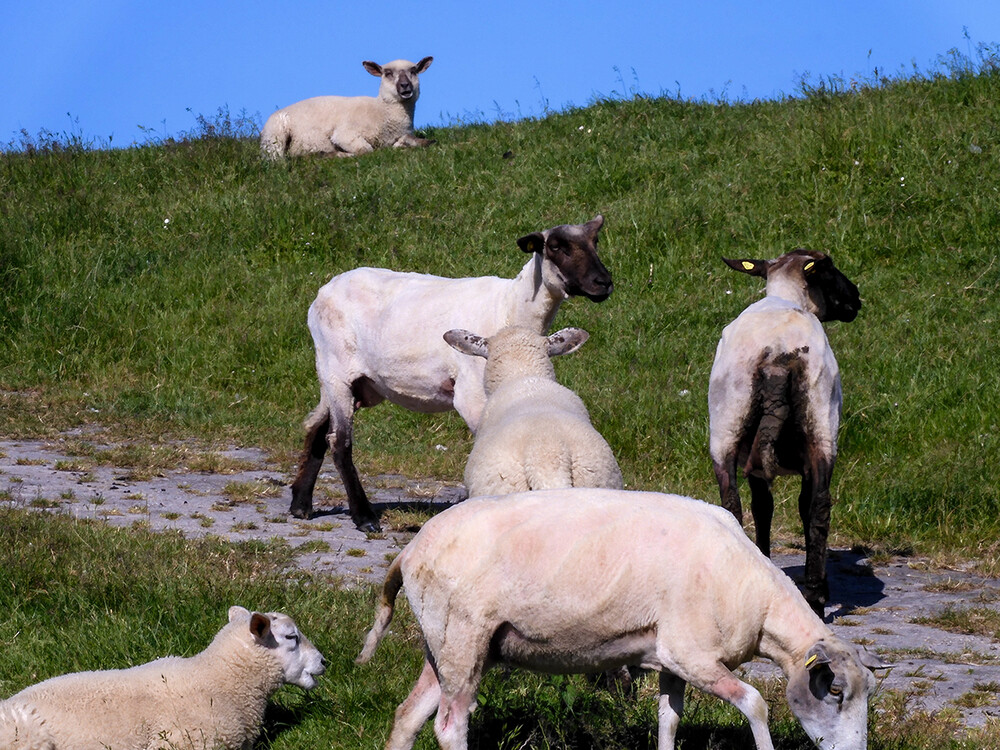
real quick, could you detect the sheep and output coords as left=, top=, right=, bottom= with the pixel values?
left=260, top=57, right=434, bottom=159
left=356, top=488, right=888, bottom=750
left=290, top=215, right=613, bottom=532
left=0, top=606, right=326, bottom=750
left=442, top=325, right=623, bottom=497
left=708, top=249, right=861, bottom=616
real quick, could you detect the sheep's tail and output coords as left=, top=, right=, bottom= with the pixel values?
left=259, top=113, right=291, bottom=160
left=356, top=552, right=405, bottom=664
left=750, top=347, right=807, bottom=480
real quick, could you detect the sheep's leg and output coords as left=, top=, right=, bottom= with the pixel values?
left=430, top=638, right=489, bottom=750
left=330, top=419, right=381, bottom=533
left=713, top=453, right=743, bottom=525
left=747, top=475, right=774, bottom=557
left=386, top=658, right=442, bottom=750
left=330, top=132, right=374, bottom=156
left=394, top=132, right=436, bottom=149
left=451, top=376, right=486, bottom=434
left=700, top=668, right=774, bottom=750
left=798, top=456, right=832, bottom=617
left=657, top=671, right=686, bottom=749
left=432, top=689, right=476, bottom=750
left=290, top=408, right=331, bottom=519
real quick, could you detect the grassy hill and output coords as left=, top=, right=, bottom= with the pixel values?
left=3, top=62, right=1000, bottom=562
left=3, top=56, right=1000, bottom=749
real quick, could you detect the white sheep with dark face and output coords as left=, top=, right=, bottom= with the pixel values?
left=443, top=325, right=622, bottom=498
left=290, top=216, right=613, bottom=532
left=356, top=488, right=888, bottom=750
left=708, top=249, right=861, bottom=615
left=260, top=57, right=434, bottom=159
left=0, top=606, right=326, bottom=750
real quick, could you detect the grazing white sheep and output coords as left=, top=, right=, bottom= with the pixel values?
left=357, top=488, right=888, bottom=750
left=290, top=216, right=613, bottom=532
left=260, top=57, right=434, bottom=159
left=443, top=325, right=622, bottom=497
left=0, top=606, right=326, bottom=750
left=708, top=249, right=861, bottom=616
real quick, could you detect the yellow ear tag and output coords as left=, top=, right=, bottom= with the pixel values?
left=741, top=261, right=755, bottom=271
left=803, top=261, right=815, bottom=272
left=804, top=654, right=818, bottom=668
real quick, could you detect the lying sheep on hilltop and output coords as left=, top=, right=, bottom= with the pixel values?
left=443, top=325, right=622, bottom=497
left=357, top=488, right=888, bottom=750
left=290, top=216, right=613, bottom=532
left=708, top=249, right=861, bottom=616
left=0, top=606, right=326, bottom=750
left=260, top=57, right=434, bottom=159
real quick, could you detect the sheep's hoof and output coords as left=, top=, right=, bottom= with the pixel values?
left=289, top=505, right=312, bottom=520
left=356, top=518, right=382, bottom=534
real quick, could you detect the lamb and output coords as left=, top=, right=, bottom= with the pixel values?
left=290, top=215, right=613, bottom=532
left=708, top=249, right=861, bottom=616
left=0, top=606, right=326, bottom=750
left=260, top=56, right=434, bottom=159
left=443, top=325, right=622, bottom=497
left=356, top=488, right=888, bottom=750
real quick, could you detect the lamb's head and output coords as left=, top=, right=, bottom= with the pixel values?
left=443, top=326, right=589, bottom=395
left=785, top=638, right=890, bottom=750
left=722, top=249, right=861, bottom=322
left=363, top=57, right=433, bottom=105
left=517, top=215, right=613, bottom=302
left=228, top=606, right=327, bottom=690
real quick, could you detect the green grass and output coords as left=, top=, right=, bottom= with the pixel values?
left=3, top=50, right=1000, bottom=747
left=3, top=505, right=995, bottom=750
left=4, top=60, right=1000, bottom=560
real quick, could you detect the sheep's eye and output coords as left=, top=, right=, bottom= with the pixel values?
left=384, top=70, right=394, bottom=78
left=285, top=633, right=300, bottom=645
left=828, top=684, right=843, bottom=700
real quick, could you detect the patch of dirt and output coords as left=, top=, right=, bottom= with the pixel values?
left=2, top=433, right=999, bottom=729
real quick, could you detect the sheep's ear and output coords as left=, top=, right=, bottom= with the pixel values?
left=800, top=254, right=829, bottom=277
left=228, top=605, right=250, bottom=622
left=363, top=60, right=383, bottom=77
left=722, top=257, right=768, bottom=277
left=546, top=328, right=589, bottom=357
left=249, top=612, right=272, bottom=642
left=415, top=56, right=433, bottom=73
left=858, top=647, right=893, bottom=672
left=584, top=215, right=604, bottom=236
left=443, top=329, right=489, bottom=358
left=517, top=231, right=546, bottom=254
left=804, top=642, right=832, bottom=671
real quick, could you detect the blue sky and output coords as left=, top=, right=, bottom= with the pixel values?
left=2, top=1, right=998, bottom=148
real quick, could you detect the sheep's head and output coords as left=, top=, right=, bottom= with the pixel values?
left=722, top=249, right=861, bottom=322
left=785, top=638, right=890, bottom=750
left=228, top=606, right=327, bottom=690
left=364, top=57, right=433, bottom=104
left=443, top=326, right=589, bottom=395
left=517, top=215, right=614, bottom=302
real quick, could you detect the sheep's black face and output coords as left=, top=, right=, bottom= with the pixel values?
left=519, top=216, right=614, bottom=302
left=806, top=256, right=861, bottom=323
